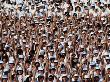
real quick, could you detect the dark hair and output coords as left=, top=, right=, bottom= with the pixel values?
left=24, top=77, right=30, bottom=82
left=48, top=75, right=54, bottom=81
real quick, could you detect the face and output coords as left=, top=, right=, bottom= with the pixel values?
left=18, top=7, right=21, bottom=11
left=74, top=76, right=78, bottom=80
left=9, top=63, right=14, bottom=68
left=39, top=57, right=44, bottom=62
left=96, top=70, right=100, bottom=74
left=38, top=70, right=44, bottom=74
left=96, top=60, right=100, bottom=64
left=18, top=70, right=23, bottom=75
left=83, top=70, right=88, bottom=74
left=106, top=59, right=110, bottom=64
left=0, top=64, right=3, bottom=69
left=19, top=58, right=24, bottom=63
left=61, top=70, right=66, bottom=74
left=48, top=77, right=54, bottom=82
left=107, top=69, right=110, bottom=74
left=62, top=77, right=67, bottom=81
left=50, top=69, right=55, bottom=74
left=31, top=6, right=34, bottom=9
left=2, top=79, right=8, bottom=82
left=35, top=62, right=40, bottom=67
left=38, top=76, right=44, bottom=81
left=54, top=62, right=58, bottom=66
left=3, top=58, right=7, bottom=63
left=108, top=77, right=110, bottom=81
left=74, top=2, right=77, bottom=5
left=95, top=77, right=100, bottom=81
left=25, top=63, right=29, bottom=68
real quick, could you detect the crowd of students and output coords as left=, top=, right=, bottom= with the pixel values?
left=0, top=0, right=110, bottom=82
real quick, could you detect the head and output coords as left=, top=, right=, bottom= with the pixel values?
left=62, top=75, right=68, bottom=82
left=38, top=76, right=44, bottom=82
left=48, top=75, right=54, bottom=82
left=73, top=74, right=79, bottom=81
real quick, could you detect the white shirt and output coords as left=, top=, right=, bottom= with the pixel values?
left=16, top=0, right=23, bottom=4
